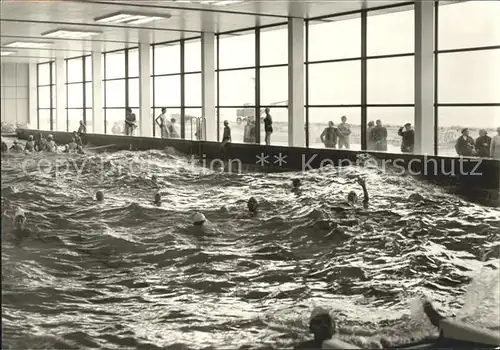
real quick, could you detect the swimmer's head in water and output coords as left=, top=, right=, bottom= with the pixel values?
left=96, top=190, right=104, bottom=202
left=292, top=178, right=301, bottom=188
left=28, top=135, right=34, bottom=141
left=347, top=191, right=358, bottom=204
left=309, top=307, right=335, bottom=342
left=47, top=134, right=54, bottom=141
left=247, top=197, right=258, bottom=213
left=14, top=210, right=26, bottom=230
left=13, top=140, right=18, bottom=144
left=154, top=192, right=161, bottom=204
left=152, top=175, right=158, bottom=182
left=192, top=212, right=206, bottom=226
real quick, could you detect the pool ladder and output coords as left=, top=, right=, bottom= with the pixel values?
left=189, top=117, right=206, bottom=161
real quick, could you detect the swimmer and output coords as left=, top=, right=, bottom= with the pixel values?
left=408, top=193, right=424, bottom=201
left=152, top=175, right=158, bottom=183
left=25, top=135, right=35, bottom=152
left=247, top=197, right=258, bottom=215
left=72, top=131, right=82, bottom=147
left=34, top=133, right=46, bottom=152
left=154, top=192, right=161, bottom=206
left=294, top=307, right=335, bottom=349
left=9, top=140, right=23, bottom=152
left=291, top=178, right=302, bottom=193
left=346, top=177, right=369, bottom=208
left=67, top=137, right=78, bottom=153
left=1, top=138, right=8, bottom=153
left=95, top=190, right=104, bottom=202
left=14, top=210, right=26, bottom=231
left=45, top=134, right=57, bottom=152
left=192, top=212, right=216, bottom=234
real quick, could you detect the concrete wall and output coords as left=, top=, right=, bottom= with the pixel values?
left=1, top=62, right=30, bottom=126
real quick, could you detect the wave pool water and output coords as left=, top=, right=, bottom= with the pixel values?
left=2, top=147, right=499, bottom=349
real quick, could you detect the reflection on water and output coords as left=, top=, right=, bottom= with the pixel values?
left=2, top=148, right=499, bottom=349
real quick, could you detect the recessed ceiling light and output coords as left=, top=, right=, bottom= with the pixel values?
left=4, top=41, right=53, bottom=49
left=42, top=29, right=102, bottom=39
left=94, top=12, right=172, bottom=25
left=0, top=51, right=16, bottom=56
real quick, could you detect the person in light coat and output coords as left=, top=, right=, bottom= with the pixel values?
left=490, top=127, right=500, bottom=160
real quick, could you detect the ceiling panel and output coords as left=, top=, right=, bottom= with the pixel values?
left=0, top=0, right=407, bottom=62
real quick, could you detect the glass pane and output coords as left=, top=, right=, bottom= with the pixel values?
left=218, top=68, right=256, bottom=106
left=105, top=51, right=126, bottom=79
left=38, top=109, right=51, bottom=130
left=38, top=63, right=51, bottom=85
left=218, top=30, right=255, bottom=69
left=68, top=108, right=84, bottom=133
left=367, top=107, right=415, bottom=153
left=184, top=108, right=202, bottom=140
left=367, top=5, right=414, bottom=56
left=308, top=61, right=361, bottom=105
left=260, top=66, right=288, bottom=106
left=438, top=1, right=500, bottom=50
left=85, top=108, right=93, bottom=134
left=184, top=38, right=201, bottom=72
left=438, top=106, right=500, bottom=157
left=67, top=58, right=83, bottom=83
left=154, top=75, right=181, bottom=106
left=85, top=56, right=92, bottom=82
left=154, top=43, right=181, bottom=75
left=51, top=62, right=55, bottom=83
left=38, top=86, right=51, bottom=108
left=259, top=107, right=288, bottom=146
left=85, top=82, right=92, bottom=108
left=367, top=56, right=414, bottom=104
left=51, top=85, right=56, bottom=108
left=308, top=107, right=361, bottom=150
left=185, top=73, right=201, bottom=106
left=105, top=108, right=126, bottom=135
left=308, top=14, right=361, bottom=61
left=128, top=48, right=139, bottom=78
left=105, top=80, right=126, bottom=107
left=67, top=83, right=84, bottom=108
left=438, top=50, right=500, bottom=104
left=260, top=25, right=288, bottom=66
left=128, top=78, right=139, bottom=108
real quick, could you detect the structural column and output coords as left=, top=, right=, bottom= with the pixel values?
left=288, top=17, right=305, bottom=147
left=55, top=58, right=66, bottom=131
left=92, top=49, right=104, bottom=134
left=139, top=42, right=152, bottom=137
left=28, top=63, right=37, bottom=128
left=414, top=0, right=435, bottom=154
left=201, top=32, right=216, bottom=142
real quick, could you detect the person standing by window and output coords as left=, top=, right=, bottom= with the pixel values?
left=398, top=123, right=415, bottom=153
left=263, top=108, right=273, bottom=145
left=475, top=129, right=491, bottom=158
left=366, top=121, right=375, bottom=150
left=320, top=121, right=338, bottom=149
left=155, top=108, right=169, bottom=138
left=490, top=127, right=500, bottom=160
left=337, top=115, right=351, bottom=149
left=371, top=119, right=388, bottom=151
left=169, top=118, right=180, bottom=138
left=455, top=128, right=475, bottom=157
left=125, top=107, right=137, bottom=136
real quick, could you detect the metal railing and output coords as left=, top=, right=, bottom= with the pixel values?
left=189, top=117, right=206, bottom=141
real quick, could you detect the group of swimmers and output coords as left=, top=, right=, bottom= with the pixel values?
left=1, top=131, right=85, bottom=154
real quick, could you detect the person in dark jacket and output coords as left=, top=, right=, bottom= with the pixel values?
left=455, top=128, right=475, bottom=157
left=398, top=123, right=415, bottom=153
left=320, top=121, right=338, bottom=149
left=263, top=108, right=273, bottom=145
left=371, top=119, right=388, bottom=151
left=475, top=129, right=491, bottom=158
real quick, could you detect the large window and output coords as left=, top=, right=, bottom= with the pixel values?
left=306, top=13, right=362, bottom=150
left=151, top=38, right=202, bottom=139
left=436, top=1, right=500, bottom=156
left=66, top=56, right=92, bottom=132
left=37, top=62, right=55, bottom=130
left=215, top=26, right=289, bottom=146
left=366, top=5, right=415, bottom=153
left=103, top=49, right=138, bottom=134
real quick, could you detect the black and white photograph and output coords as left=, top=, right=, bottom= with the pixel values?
left=1, top=0, right=499, bottom=348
